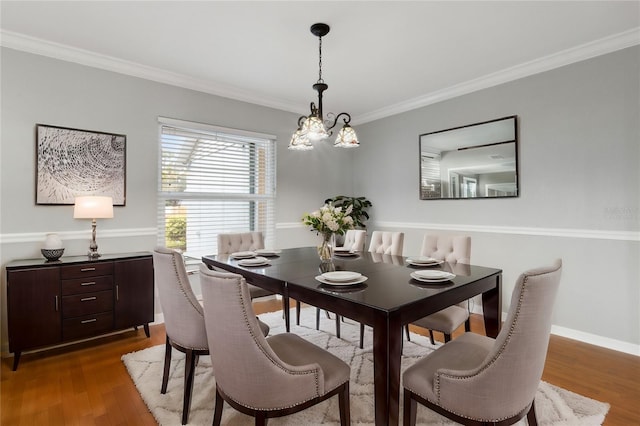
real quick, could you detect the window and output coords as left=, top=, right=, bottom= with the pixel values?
left=157, top=117, right=276, bottom=258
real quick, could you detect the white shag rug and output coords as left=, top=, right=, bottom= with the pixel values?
left=122, top=308, right=610, bottom=425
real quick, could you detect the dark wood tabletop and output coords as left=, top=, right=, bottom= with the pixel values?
left=202, top=247, right=502, bottom=426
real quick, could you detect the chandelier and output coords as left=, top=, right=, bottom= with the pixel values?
left=288, top=23, right=360, bottom=150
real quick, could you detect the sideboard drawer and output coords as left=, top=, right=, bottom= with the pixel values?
left=62, top=290, right=113, bottom=319
left=63, top=312, right=114, bottom=341
left=61, top=262, right=114, bottom=279
left=61, top=275, right=113, bottom=295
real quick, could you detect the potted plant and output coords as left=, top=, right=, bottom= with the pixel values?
left=324, top=195, right=372, bottom=229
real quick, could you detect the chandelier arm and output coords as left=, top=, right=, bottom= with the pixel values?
left=325, top=112, right=352, bottom=132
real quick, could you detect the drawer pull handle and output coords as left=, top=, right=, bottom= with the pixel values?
left=80, top=267, right=96, bottom=272
left=81, top=282, right=96, bottom=286
left=81, top=296, right=97, bottom=302
left=81, top=318, right=97, bottom=324
left=55, top=295, right=59, bottom=312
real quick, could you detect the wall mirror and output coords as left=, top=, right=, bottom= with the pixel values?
left=419, top=115, right=518, bottom=200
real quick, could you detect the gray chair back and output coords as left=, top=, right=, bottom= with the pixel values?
left=343, top=229, right=367, bottom=252
left=217, top=231, right=264, bottom=254
left=436, top=259, right=562, bottom=419
left=420, top=234, right=471, bottom=264
left=152, top=247, right=208, bottom=350
left=368, top=231, right=404, bottom=256
left=199, top=265, right=328, bottom=410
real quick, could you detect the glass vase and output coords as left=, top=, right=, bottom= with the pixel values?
left=317, top=233, right=335, bottom=263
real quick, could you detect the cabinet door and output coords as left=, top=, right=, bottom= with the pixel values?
left=7, top=268, right=61, bottom=352
left=113, top=257, right=154, bottom=329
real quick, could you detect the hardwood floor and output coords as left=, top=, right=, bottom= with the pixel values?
left=2, top=300, right=638, bottom=425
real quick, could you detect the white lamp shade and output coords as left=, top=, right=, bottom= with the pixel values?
left=288, top=129, right=314, bottom=150
left=73, top=196, right=114, bottom=219
left=302, top=115, right=329, bottom=141
left=334, top=124, right=360, bottom=148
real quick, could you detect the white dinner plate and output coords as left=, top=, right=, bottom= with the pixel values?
left=238, top=256, right=270, bottom=266
left=410, top=270, right=455, bottom=282
left=414, top=270, right=455, bottom=279
left=333, top=247, right=351, bottom=252
left=315, top=275, right=368, bottom=286
left=231, top=251, right=256, bottom=259
left=406, top=256, right=440, bottom=264
left=334, top=251, right=358, bottom=257
left=254, top=249, right=282, bottom=256
left=321, top=271, right=362, bottom=282
left=407, top=259, right=443, bottom=267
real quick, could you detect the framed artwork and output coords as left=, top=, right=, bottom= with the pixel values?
left=36, top=124, right=126, bottom=205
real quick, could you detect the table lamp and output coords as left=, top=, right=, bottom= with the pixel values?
left=73, top=196, right=114, bottom=258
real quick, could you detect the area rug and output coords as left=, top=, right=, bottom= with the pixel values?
left=122, top=308, right=610, bottom=425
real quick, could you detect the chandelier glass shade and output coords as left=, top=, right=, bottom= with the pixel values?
left=288, top=23, right=360, bottom=151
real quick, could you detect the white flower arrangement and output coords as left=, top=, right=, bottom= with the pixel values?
left=302, top=203, right=354, bottom=236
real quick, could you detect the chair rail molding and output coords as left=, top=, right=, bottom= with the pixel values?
left=0, top=228, right=158, bottom=244
left=375, top=221, right=639, bottom=242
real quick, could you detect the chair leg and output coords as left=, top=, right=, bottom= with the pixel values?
left=255, top=412, right=268, bottom=426
left=339, top=382, right=351, bottom=426
left=335, top=314, right=341, bottom=338
left=316, top=307, right=321, bottom=330
left=182, top=349, right=197, bottom=425
left=428, top=330, right=435, bottom=345
left=403, top=388, right=417, bottom=426
left=295, top=300, right=301, bottom=325
left=212, top=388, right=224, bottom=426
left=161, top=336, right=172, bottom=394
left=464, top=318, right=471, bottom=332
left=527, top=400, right=538, bottom=426
left=405, top=324, right=411, bottom=341
left=444, top=333, right=452, bottom=343
left=359, top=323, right=365, bottom=349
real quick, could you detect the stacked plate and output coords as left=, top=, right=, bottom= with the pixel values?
left=230, top=251, right=256, bottom=259
left=334, top=247, right=359, bottom=257
left=315, top=271, right=368, bottom=286
left=406, top=256, right=443, bottom=267
left=410, top=269, right=456, bottom=283
left=255, top=248, right=281, bottom=257
left=238, top=256, right=270, bottom=267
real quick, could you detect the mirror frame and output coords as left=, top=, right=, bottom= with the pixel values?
left=419, top=115, right=519, bottom=200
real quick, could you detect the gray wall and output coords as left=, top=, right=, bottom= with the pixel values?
left=0, top=47, right=354, bottom=355
left=0, top=45, right=638, bottom=356
left=353, top=46, right=639, bottom=352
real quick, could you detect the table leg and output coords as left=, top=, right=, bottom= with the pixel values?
left=372, top=314, right=402, bottom=426
left=283, top=295, right=290, bottom=332
left=481, top=274, right=502, bottom=338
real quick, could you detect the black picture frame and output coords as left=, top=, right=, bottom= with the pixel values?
left=36, top=124, right=126, bottom=205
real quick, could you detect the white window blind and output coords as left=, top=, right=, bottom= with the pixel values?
left=157, top=118, right=276, bottom=258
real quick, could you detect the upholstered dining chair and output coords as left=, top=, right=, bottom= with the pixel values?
left=153, top=246, right=270, bottom=425
left=368, top=230, right=405, bottom=255
left=216, top=232, right=276, bottom=300
left=152, top=246, right=211, bottom=425
left=402, top=259, right=562, bottom=426
left=352, top=230, right=405, bottom=348
left=406, top=234, right=472, bottom=345
left=342, top=229, right=367, bottom=252
left=199, top=265, right=351, bottom=426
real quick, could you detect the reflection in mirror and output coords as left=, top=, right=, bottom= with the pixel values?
left=419, top=116, right=518, bottom=199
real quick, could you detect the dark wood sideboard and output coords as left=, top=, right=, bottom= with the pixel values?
left=6, top=252, right=154, bottom=371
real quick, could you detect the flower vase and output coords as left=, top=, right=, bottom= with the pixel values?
left=317, top=233, right=335, bottom=263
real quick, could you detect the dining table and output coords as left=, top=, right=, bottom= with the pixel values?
left=202, top=246, right=502, bottom=426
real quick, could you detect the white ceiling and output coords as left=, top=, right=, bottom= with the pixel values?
left=1, top=1, right=639, bottom=124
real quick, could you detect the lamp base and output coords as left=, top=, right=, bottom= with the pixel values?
left=88, top=250, right=101, bottom=258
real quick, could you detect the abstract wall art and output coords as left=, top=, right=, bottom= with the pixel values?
left=36, top=124, right=126, bottom=205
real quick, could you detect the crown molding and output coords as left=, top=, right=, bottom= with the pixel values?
left=1, top=27, right=638, bottom=124
left=0, top=29, right=301, bottom=114
left=353, top=27, right=640, bottom=124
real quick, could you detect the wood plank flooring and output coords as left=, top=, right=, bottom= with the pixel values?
left=2, top=300, right=638, bottom=425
